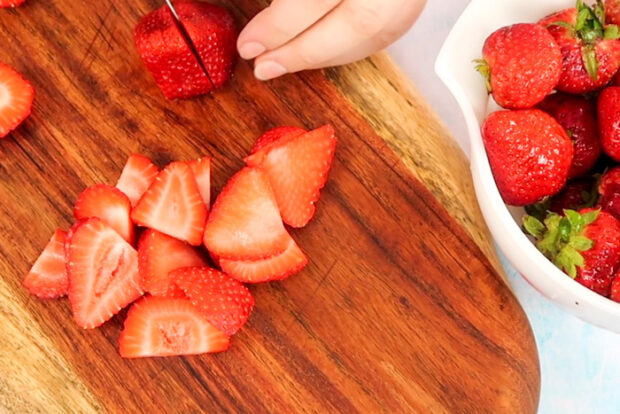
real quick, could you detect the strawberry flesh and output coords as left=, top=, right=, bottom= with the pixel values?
left=245, top=126, right=307, bottom=166
left=116, top=154, right=159, bottom=207
left=23, top=229, right=68, bottom=299
left=187, top=156, right=211, bottom=209
left=0, top=62, right=34, bottom=138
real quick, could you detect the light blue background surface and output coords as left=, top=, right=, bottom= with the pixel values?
left=387, top=1, right=620, bottom=412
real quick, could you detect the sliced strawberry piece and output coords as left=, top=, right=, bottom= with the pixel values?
left=66, top=218, right=143, bottom=329
left=0, top=62, right=34, bottom=138
left=132, top=162, right=207, bottom=246
left=119, top=296, right=230, bottom=358
left=203, top=167, right=291, bottom=260
left=172, top=267, right=254, bottom=335
left=74, top=184, right=135, bottom=245
left=220, top=238, right=308, bottom=283
left=252, top=125, right=336, bottom=228
left=247, top=126, right=307, bottom=162
left=23, top=229, right=68, bottom=299
left=187, top=156, right=211, bottom=209
left=138, top=229, right=207, bottom=297
left=116, top=154, right=159, bottom=207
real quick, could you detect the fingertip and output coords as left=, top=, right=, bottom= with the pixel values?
left=238, top=42, right=266, bottom=60
left=254, top=60, right=288, bottom=81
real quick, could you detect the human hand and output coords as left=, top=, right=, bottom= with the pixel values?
left=237, top=0, right=427, bottom=80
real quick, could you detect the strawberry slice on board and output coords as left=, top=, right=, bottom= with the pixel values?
left=220, top=238, right=308, bottom=283
left=172, top=267, right=254, bottom=335
left=138, top=229, right=207, bottom=297
left=250, top=125, right=337, bottom=228
left=187, top=156, right=211, bottom=209
left=132, top=162, right=207, bottom=246
left=23, top=229, right=69, bottom=299
left=245, top=126, right=307, bottom=166
left=203, top=167, right=292, bottom=260
left=0, top=62, right=34, bottom=138
left=118, top=296, right=230, bottom=358
left=66, top=218, right=143, bottom=329
left=116, top=154, right=159, bottom=207
left=74, top=184, right=135, bottom=245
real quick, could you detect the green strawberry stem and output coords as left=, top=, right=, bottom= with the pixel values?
left=474, top=59, right=492, bottom=92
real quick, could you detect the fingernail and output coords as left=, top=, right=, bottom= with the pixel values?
left=254, top=61, right=287, bottom=81
left=238, top=42, right=266, bottom=59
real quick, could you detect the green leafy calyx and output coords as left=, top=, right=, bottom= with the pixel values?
left=474, top=59, right=492, bottom=93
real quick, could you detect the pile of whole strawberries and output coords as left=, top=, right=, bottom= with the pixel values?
left=478, top=0, right=620, bottom=302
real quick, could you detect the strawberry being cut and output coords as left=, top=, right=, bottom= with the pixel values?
left=66, top=218, right=143, bottom=329
left=187, top=156, right=211, bottom=209
left=119, top=296, right=230, bottom=358
left=74, top=184, right=134, bottom=244
left=246, top=125, right=336, bottom=228
left=0, top=62, right=34, bottom=138
left=204, top=167, right=292, bottom=260
left=220, top=238, right=308, bottom=283
left=172, top=266, right=254, bottom=335
left=23, top=229, right=68, bottom=299
left=245, top=126, right=307, bottom=165
left=116, top=154, right=159, bottom=207
left=138, top=229, right=207, bottom=297
left=132, top=162, right=207, bottom=246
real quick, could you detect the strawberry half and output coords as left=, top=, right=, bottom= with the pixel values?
left=0, top=62, right=34, bottom=138
left=248, top=125, right=337, bottom=228
left=203, top=167, right=291, bottom=260
left=66, top=218, right=143, bottom=329
left=187, top=156, right=211, bottom=209
left=119, top=296, right=230, bottom=358
left=132, top=162, right=207, bottom=246
left=74, top=184, right=135, bottom=244
left=138, top=229, right=207, bottom=297
left=219, top=238, right=308, bottom=283
left=245, top=126, right=307, bottom=165
left=23, top=229, right=68, bottom=299
left=116, top=154, right=159, bottom=207
left=172, top=267, right=254, bottom=335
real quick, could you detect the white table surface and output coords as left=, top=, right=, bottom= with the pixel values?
left=386, top=1, right=620, bottom=412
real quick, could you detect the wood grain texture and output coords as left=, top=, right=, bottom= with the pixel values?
left=0, top=0, right=539, bottom=413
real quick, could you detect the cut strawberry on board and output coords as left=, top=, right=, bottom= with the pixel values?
left=119, top=296, right=230, bottom=358
left=249, top=125, right=337, bottom=228
left=172, top=266, right=254, bottom=335
left=138, top=229, right=207, bottom=297
left=116, top=154, right=159, bottom=207
left=66, top=218, right=143, bottom=329
left=0, top=62, right=34, bottom=138
left=74, top=184, right=135, bottom=244
left=132, top=162, right=207, bottom=246
left=248, top=126, right=306, bottom=158
left=220, top=238, right=308, bottom=283
left=23, top=229, right=68, bottom=299
left=203, top=167, right=292, bottom=260
left=187, top=156, right=211, bottom=209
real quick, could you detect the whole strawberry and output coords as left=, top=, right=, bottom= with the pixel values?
left=538, top=93, right=601, bottom=178
left=482, top=109, right=573, bottom=206
left=551, top=177, right=598, bottom=213
left=598, top=165, right=620, bottom=218
left=598, top=86, right=620, bottom=160
left=524, top=208, right=620, bottom=296
left=539, top=1, right=620, bottom=93
left=606, top=0, right=620, bottom=25
left=477, top=23, right=562, bottom=109
left=611, top=271, right=620, bottom=302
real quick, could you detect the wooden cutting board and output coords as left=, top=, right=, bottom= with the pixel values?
left=0, top=1, right=540, bottom=412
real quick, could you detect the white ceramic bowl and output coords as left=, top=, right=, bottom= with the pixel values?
left=435, top=0, right=620, bottom=332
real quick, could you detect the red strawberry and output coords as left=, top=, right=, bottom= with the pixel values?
left=172, top=267, right=254, bottom=335
left=138, top=229, right=207, bottom=297
left=611, top=271, right=620, bottom=302
left=74, top=184, right=134, bottom=244
left=550, top=178, right=598, bottom=214
left=173, top=1, right=237, bottom=89
left=524, top=208, right=620, bottom=296
left=245, top=126, right=307, bottom=166
left=0, top=0, right=26, bottom=6
left=247, top=125, right=336, bottom=228
left=219, top=238, right=308, bottom=283
left=598, top=166, right=620, bottom=219
left=476, top=23, right=562, bottom=109
left=537, top=93, right=601, bottom=178
left=606, top=0, right=620, bottom=25
left=597, top=86, right=620, bottom=161
left=0, top=62, right=34, bottom=138
left=118, top=296, right=230, bottom=358
left=116, top=154, right=159, bottom=207
left=132, top=162, right=207, bottom=246
left=203, top=167, right=291, bottom=260
left=66, top=218, right=143, bottom=329
left=187, top=156, right=211, bottom=209
left=23, top=229, right=68, bottom=299
left=539, top=4, right=620, bottom=93
left=482, top=109, right=573, bottom=206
